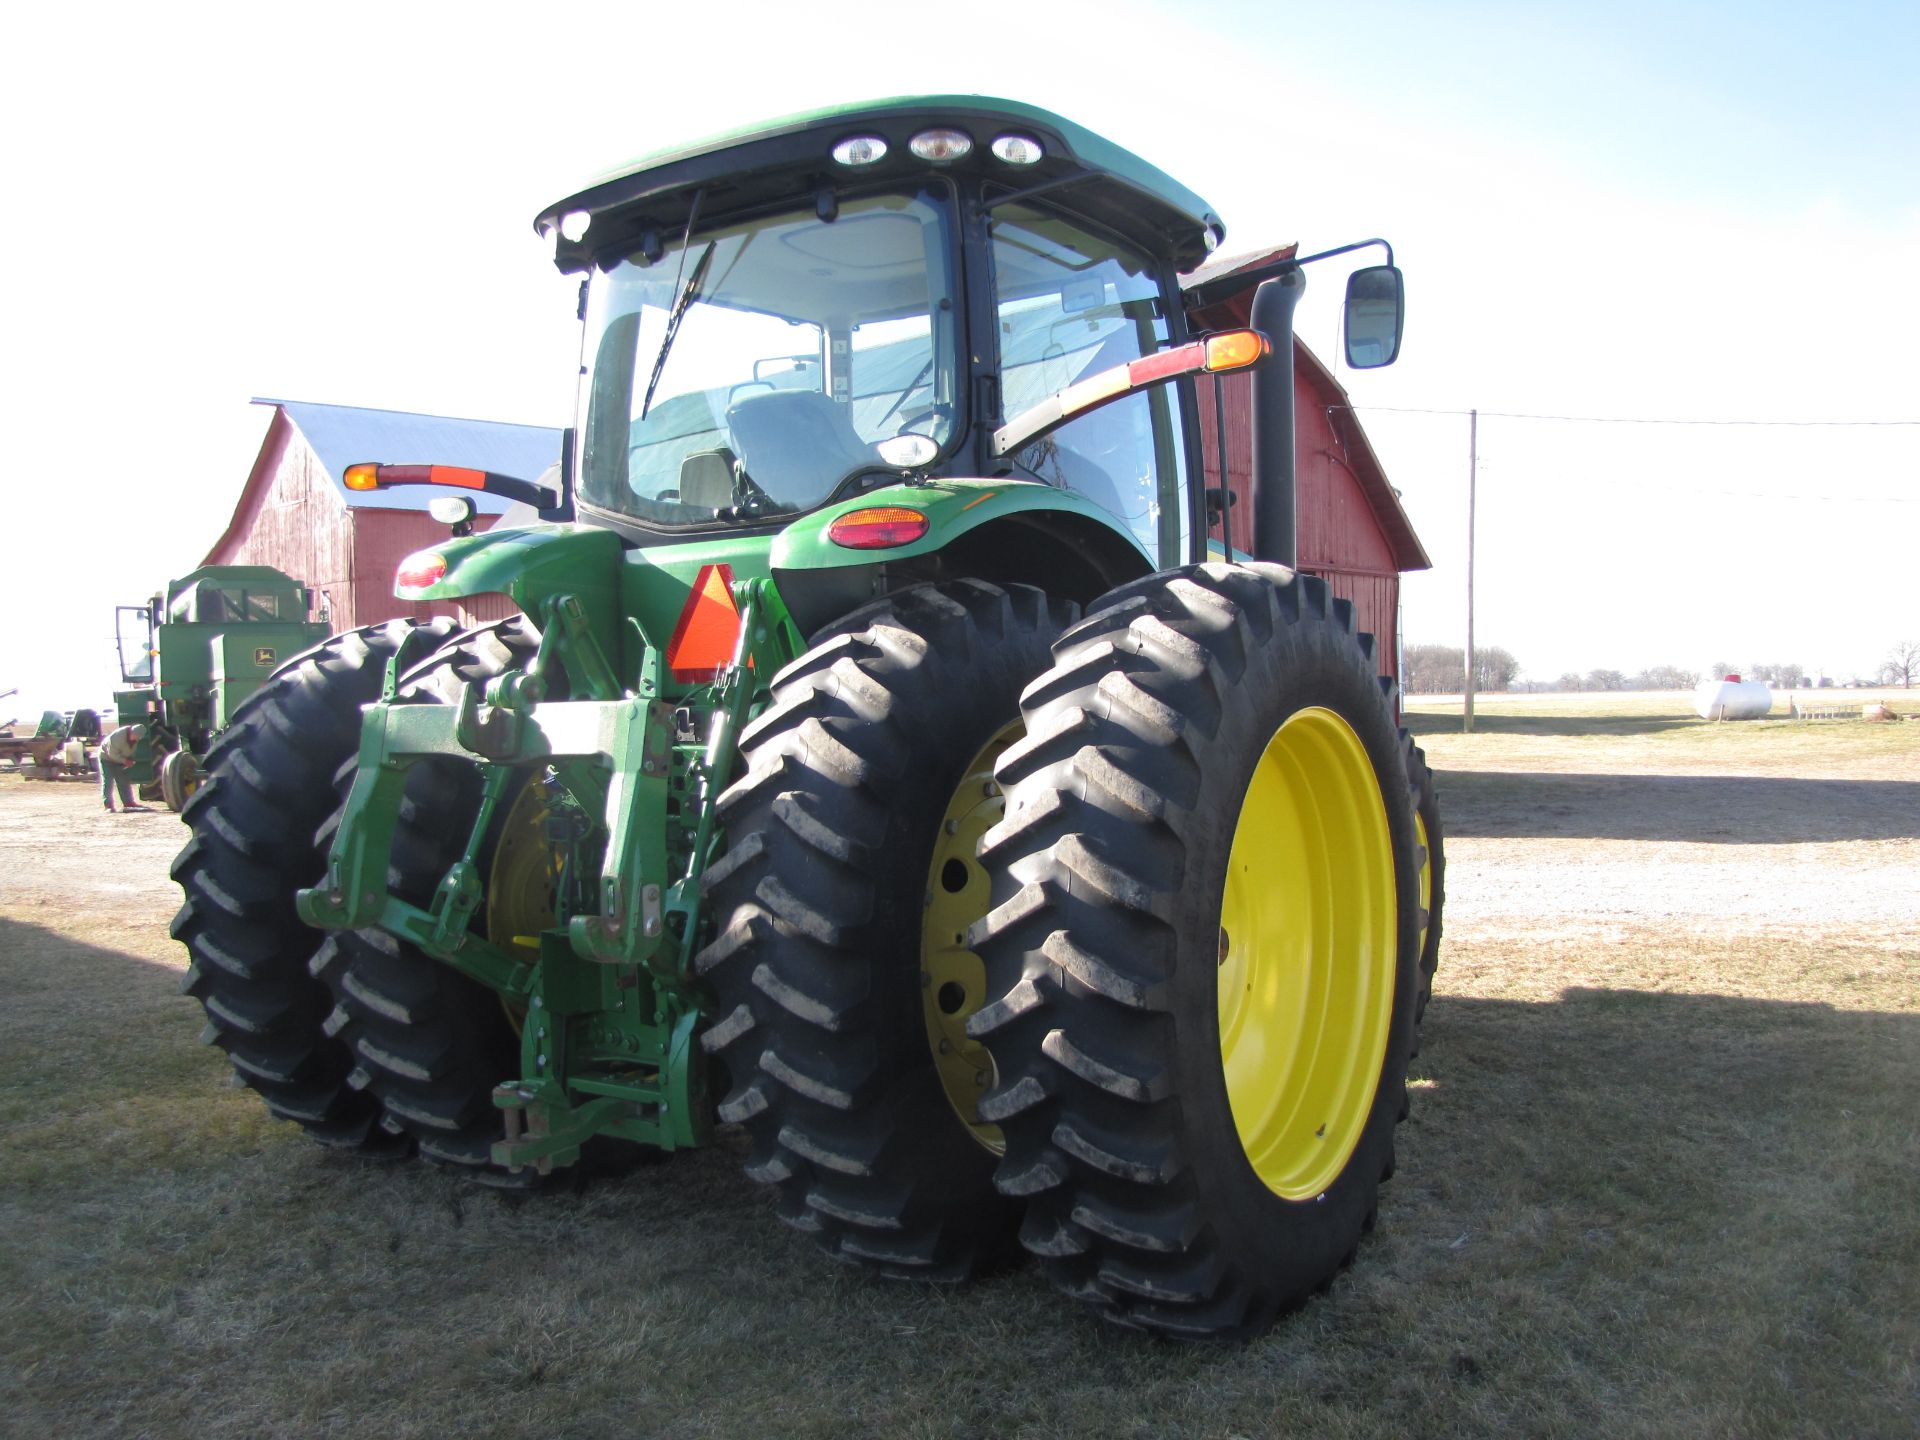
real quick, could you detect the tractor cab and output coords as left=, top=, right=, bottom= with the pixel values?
left=545, top=99, right=1225, bottom=569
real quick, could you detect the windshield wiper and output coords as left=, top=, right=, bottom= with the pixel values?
left=873, top=356, right=935, bottom=432
left=638, top=240, right=715, bottom=422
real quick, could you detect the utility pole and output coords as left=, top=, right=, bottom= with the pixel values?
left=1464, top=408, right=1477, bottom=733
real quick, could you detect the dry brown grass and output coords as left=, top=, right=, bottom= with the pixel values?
left=1408, top=688, right=1920, bottom=780
left=1, top=698, right=1916, bottom=1438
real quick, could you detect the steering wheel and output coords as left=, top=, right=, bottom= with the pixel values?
left=730, top=464, right=784, bottom=516
left=893, top=402, right=953, bottom=437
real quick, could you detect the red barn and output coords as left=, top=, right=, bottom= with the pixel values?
left=1185, top=248, right=1431, bottom=688
left=205, top=399, right=563, bottom=631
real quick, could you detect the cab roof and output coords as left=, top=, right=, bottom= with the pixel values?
left=536, top=95, right=1225, bottom=276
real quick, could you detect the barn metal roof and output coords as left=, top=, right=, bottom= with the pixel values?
left=256, top=398, right=563, bottom=515
left=1179, top=253, right=1431, bottom=573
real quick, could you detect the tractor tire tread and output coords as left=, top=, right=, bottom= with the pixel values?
left=172, top=618, right=454, bottom=1152
left=308, top=617, right=556, bottom=1189
left=973, top=562, right=1420, bottom=1339
left=697, top=580, right=1073, bottom=1281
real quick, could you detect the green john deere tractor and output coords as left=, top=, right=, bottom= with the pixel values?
left=117, top=565, right=330, bottom=810
left=174, top=96, right=1443, bottom=1338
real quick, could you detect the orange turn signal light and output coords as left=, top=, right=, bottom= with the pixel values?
left=1203, top=329, right=1270, bottom=372
left=827, top=507, right=930, bottom=549
left=344, top=462, right=490, bottom=492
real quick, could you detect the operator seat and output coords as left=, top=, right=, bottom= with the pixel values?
left=677, top=448, right=739, bottom=510
left=724, top=390, right=874, bottom=509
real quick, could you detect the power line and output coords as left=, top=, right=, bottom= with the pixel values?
left=1646, top=487, right=1920, bottom=504
left=1334, top=402, right=1919, bottom=502
left=1472, top=480, right=1918, bottom=504
left=1341, top=404, right=1920, bottom=427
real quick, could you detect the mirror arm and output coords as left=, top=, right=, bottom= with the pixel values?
left=1183, top=238, right=1395, bottom=312
left=1294, top=236, right=1394, bottom=270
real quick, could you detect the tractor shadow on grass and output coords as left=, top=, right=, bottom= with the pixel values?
left=1379, top=984, right=1920, bottom=1431
left=7, top=908, right=1920, bottom=1437
left=1437, top=769, right=1920, bottom=842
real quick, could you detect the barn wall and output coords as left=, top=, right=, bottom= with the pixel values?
left=1317, top=570, right=1400, bottom=682
left=348, top=510, right=519, bottom=631
left=204, top=417, right=357, bottom=630
left=1195, top=369, right=1398, bottom=573
left=1194, top=368, right=1401, bottom=683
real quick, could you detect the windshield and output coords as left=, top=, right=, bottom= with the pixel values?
left=578, top=188, right=958, bottom=527
left=116, top=609, right=152, bottom=682
left=170, top=586, right=297, bottom=623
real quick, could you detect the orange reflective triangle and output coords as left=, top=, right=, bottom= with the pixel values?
left=666, top=563, right=741, bottom=683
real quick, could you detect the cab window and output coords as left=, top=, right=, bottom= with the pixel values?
left=579, top=189, right=959, bottom=527
left=988, top=203, right=1190, bottom=564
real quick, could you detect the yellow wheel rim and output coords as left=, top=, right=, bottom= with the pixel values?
left=1218, top=707, right=1396, bottom=1200
left=487, top=781, right=560, bottom=1036
left=921, top=724, right=1018, bottom=1154
left=1414, top=808, right=1432, bottom=960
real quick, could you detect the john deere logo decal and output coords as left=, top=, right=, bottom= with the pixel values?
left=254, top=647, right=277, bottom=666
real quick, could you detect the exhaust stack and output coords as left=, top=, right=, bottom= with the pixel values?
left=1249, top=270, right=1306, bottom=569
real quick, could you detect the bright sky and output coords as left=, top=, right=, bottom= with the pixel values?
left=2, top=0, right=1915, bottom=718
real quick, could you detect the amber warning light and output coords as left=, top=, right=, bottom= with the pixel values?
left=343, top=462, right=556, bottom=509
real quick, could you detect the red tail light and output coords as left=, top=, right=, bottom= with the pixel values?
left=827, top=507, right=929, bottom=549
left=396, top=552, right=447, bottom=590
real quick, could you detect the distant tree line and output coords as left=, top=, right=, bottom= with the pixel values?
left=1403, top=644, right=1519, bottom=693
left=1723, top=660, right=1806, bottom=688
left=1551, top=665, right=1700, bottom=692
left=1881, top=639, right=1919, bottom=687
left=1546, top=663, right=1806, bottom=692
left=1405, top=644, right=1919, bottom=693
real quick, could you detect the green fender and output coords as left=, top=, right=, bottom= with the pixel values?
left=770, top=478, right=1146, bottom=572
left=394, top=523, right=626, bottom=664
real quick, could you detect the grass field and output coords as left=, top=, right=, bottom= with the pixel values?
left=2, top=693, right=1916, bottom=1438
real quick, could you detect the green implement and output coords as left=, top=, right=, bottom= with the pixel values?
left=116, top=564, right=329, bottom=807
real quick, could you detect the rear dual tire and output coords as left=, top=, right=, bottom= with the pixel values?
left=309, top=619, right=560, bottom=1187
left=697, top=580, right=1073, bottom=1279
left=1401, top=732, right=1445, bottom=1048
left=970, top=563, right=1420, bottom=1337
left=171, top=620, right=454, bottom=1150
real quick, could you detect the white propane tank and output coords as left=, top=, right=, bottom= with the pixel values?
left=1695, top=677, right=1773, bottom=720
left=62, top=739, right=88, bottom=767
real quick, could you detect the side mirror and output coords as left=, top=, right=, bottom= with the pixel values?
left=1343, top=264, right=1405, bottom=369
